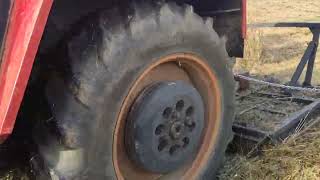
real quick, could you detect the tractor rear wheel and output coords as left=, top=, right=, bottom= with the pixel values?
left=41, top=3, right=235, bottom=179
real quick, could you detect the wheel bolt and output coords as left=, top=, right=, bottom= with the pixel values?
left=185, top=117, right=193, bottom=126
left=170, top=122, right=184, bottom=139
left=182, top=137, right=190, bottom=148
left=186, top=106, right=194, bottom=117
left=176, top=100, right=184, bottom=111
left=158, top=137, right=168, bottom=152
left=171, top=111, right=179, bottom=120
left=185, top=117, right=196, bottom=131
left=163, top=107, right=172, bottom=119
left=155, top=124, right=165, bottom=135
left=169, top=145, right=180, bottom=155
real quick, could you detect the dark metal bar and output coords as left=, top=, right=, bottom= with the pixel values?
left=271, top=99, right=320, bottom=141
left=248, top=22, right=320, bottom=87
left=198, top=8, right=241, bottom=16
left=249, top=22, right=320, bottom=29
left=232, top=123, right=268, bottom=143
left=303, top=29, right=320, bottom=86
left=252, top=92, right=315, bottom=104
left=259, top=108, right=287, bottom=116
left=233, top=100, right=320, bottom=145
left=289, top=42, right=317, bottom=86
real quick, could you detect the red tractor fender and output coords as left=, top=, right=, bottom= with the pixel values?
left=0, top=0, right=53, bottom=143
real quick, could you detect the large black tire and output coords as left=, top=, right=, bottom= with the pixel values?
left=42, top=3, right=235, bottom=179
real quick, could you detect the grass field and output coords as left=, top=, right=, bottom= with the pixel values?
left=219, top=121, right=320, bottom=180
left=236, top=0, right=320, bottom=84
left=222, top=0, right=320, bottom=179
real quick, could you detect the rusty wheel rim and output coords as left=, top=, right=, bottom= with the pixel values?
left=113, top=53, right=222, bottom=180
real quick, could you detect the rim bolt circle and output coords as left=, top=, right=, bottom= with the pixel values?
left=125, top=81, right=204, bottom=173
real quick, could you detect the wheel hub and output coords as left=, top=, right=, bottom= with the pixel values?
left=170, top=121, right=184, bottom=139
left=125, top=81, right=205, bottom=173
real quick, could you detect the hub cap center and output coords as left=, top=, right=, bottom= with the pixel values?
left=170, top=121, right=184, bottom=139
left=125, top=81, right=205, bottom=173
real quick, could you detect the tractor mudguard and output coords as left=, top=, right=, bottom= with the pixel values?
left=0, top=0, right=53, bottom=143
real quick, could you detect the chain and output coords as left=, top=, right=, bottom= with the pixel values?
left=234, top=74, right=320, bottom=93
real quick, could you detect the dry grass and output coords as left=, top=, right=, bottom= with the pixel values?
left=247, top=0, right=320, bottom=24
left=235, top=29, right=263, bottom=72
left=0, top=169, right=29, bottom=180
left=223, top=1, right=320, bottom=179
left=219, top=121, right=320, bottom=180
left=236, top=0, right=320, bottom=84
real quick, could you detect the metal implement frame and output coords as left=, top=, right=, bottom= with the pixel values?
left=232, top=23, right=320, bottom=151
left=249, top=22, right=320, bottom=87
left=234, top=98, right=320, bottom=142
left=233, top=74, right=320, bottom=153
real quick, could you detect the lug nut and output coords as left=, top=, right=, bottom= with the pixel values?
left=176, top=100, right=184, bottom=111
left=186, top=106, right=194, bottom=117
left=163, top=107, right=172, bottom=119
left=182, top=137, right=190, bottom=148
left=169, top=145, right=180, bottom=155
left=185, top=117, right=193, bottom=126
left=158, top=137, right=168, bottom=152
left=171, top=111, right=179, bottom=119
left=155, top=124, right=165, bottom=135
left=170, top=122, right=184, bottom=139
left=185, top=117, right=196, bottom=131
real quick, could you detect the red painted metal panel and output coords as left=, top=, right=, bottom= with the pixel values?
left=0, top=0, right=53, bottom=143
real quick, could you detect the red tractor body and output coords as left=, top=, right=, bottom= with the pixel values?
left=0, top=0, right=247, bottom=178
left=0, top=0, right=247, bottom=143
left=0, top=0, right=53, bottom=142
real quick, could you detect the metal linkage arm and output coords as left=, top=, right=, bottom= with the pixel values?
left=249, top=22, right=320, bottom=87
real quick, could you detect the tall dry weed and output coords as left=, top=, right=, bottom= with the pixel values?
left=238, top=29, right=263, bottom=72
